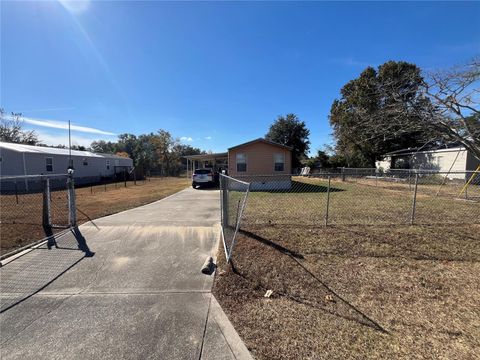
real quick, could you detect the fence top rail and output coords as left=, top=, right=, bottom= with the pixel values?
left=316, top=168, right=478, bottom=174
left=0, top=173, right=69, bottom=180
left=232, top=171, right=477, bottom=179
left=220, top=174, right=251, bottom=186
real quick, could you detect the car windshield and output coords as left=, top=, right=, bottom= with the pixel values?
left=194, top=169, right=211, bottom=175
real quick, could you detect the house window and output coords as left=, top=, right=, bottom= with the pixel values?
left=83, top=158, right=88, bottom=166
left=274, top=153, right=285, bottom=172
left=236, top=153, right=247, bottom=172
left=45, top=157, right=53, bottom=172
left=106, top=160, right=110, bottom=170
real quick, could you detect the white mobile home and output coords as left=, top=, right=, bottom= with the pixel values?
left=376, top=146, right=480, bottom=179
left=0, top=142, right=133, bottom=186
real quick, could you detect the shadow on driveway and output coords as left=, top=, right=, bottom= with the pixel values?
left=0, top=227, right=94, bottom=313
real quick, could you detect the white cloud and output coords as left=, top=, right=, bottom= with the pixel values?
left=205, top=136, right=212, bottom=140
left=2, top=114, right=116, bottom=135
left=23, top=106, right=76, bottom=113
left=180, top=136, right=193, bottom=142
left=35, top=130, right=107, bottom=148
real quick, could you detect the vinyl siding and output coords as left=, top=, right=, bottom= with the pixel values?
left=228, top=141, right=292, bottom=176
left=0, top=147, right=132, bottom=184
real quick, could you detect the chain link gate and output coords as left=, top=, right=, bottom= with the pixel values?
left=219, top=174, right=250, bottom=262
left=0, top=173, right=77, bottom=258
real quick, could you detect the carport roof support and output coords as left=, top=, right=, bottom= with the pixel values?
left=184, top=152, right=228, bottom=161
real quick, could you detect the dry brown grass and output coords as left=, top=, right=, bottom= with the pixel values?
left=0, top=177, right=189, bottom=255
left=214, top=178, right=480, bottom=359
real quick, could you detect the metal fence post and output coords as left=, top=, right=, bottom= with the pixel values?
left=222, top=177, right=229, bottom=228
left=410, top=173, right=419, bottom=225
left=325, top=175, right=331, bottom=226
left=341, top=167, right=346, bottom=182
left=42, top=177, right=51, bottom=229
left=220, top=176, right=224, bottom=226
left=407, top=171, right=411, bottom=191
left=67, top=174, right=77, bottom=227
left=464, top=177, right=468, bottom=200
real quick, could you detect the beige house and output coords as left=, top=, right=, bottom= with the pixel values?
left=185, top=138, right=293, bottom=189
left=227, top=138, right=292, bottom=177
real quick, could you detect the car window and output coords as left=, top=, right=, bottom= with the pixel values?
left=194, top=169, right=211, bottom=174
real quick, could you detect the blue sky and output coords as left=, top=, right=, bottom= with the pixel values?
left=1, top=1, right=479, bottom=154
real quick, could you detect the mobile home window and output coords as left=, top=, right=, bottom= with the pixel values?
left=236, top=153, right=247, bottom=172
left=274, top=153, right=285, bottom=171
left=83, top=158, right=88, bottom=166
left=106, top=160, right=110, bottom=170
left=45, top=157, right=53, bottom=172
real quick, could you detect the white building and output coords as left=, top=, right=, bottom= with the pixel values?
left=0, top=142, right=133, bottom=187
left=376, top=146, right=480, bottom=179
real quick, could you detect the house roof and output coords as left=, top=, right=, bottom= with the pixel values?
left=227, top=138, right=293, bottom=151
left=384, top=146, right=466, bottom=157
left=0, top=142, right=129, bottom=159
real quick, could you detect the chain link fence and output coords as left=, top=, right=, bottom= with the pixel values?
left=0, top=174, right=76, bottom=257
left=220, top=170, right=479, bottom=260
left=219, top=174, right=250, bottom=262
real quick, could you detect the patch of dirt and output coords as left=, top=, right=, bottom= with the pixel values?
left=213, top=224, right=480, bottom=359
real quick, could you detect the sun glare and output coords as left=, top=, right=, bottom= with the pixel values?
left=58, top=0, right=91, bottom=14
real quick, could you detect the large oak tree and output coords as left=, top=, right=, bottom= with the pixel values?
left=265, top=113, right=311, bottom=169
left=329, top=61, right=427, bottom=167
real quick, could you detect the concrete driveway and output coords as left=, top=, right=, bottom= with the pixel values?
left=0, top=188, right=250, bottom=360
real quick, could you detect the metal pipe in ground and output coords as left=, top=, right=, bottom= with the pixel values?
left=67, top=174, right=77, bottom=227
left=15, top=180, right=19, bottom=204
left=325, top=175, right=331, bottom=226
left=42, top=177, right=51, bottom=229
left=410, top=173, right=419, bottom=225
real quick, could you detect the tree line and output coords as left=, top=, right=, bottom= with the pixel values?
left=90, top=131, right=204, bottom=176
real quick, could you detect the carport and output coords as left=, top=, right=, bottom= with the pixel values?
left=185, top=152, right=228, bottom=178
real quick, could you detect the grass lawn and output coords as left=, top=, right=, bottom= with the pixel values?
left=214, top=177, right=480, bottom=359
left=0, top=177, right=189, bottom=255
